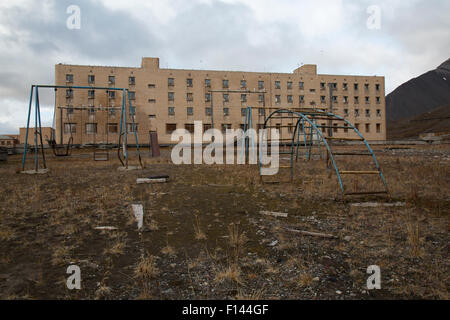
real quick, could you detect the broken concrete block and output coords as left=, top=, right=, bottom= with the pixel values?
left=21, top=169, right=49, bottom=175
left=350, top=202, right=405, bottom=208
left=136, top=178, right=168, bottom=184
left=132, top=204, right=144, bottom=230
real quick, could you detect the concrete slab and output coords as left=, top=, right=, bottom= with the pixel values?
left=21, top=169, right=49, bottom=175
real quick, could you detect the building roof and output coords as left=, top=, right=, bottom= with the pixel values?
left=0, top=135, right=15, bottom=140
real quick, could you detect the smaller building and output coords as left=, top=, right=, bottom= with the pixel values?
left=19, top=127, right=55, bottom=145
left=0, top=135, right=18, bottom=147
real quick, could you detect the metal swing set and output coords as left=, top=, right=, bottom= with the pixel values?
left=21, top=84, right=143, bottom=172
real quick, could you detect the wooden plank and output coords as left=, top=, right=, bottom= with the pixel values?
left=284, top=227, right=337, bottom=239
left=136, top=178, right=168, bottom=184
left=350, top=202, right=405, bottom=207
left=260, top=211, right=288, bottom=218
left=95, top=226, right=118, bottom=230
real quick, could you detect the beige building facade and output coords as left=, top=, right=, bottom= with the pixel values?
left=19, top=127, right=54, bottom=145
left=54, top=57, right=386, bottom=145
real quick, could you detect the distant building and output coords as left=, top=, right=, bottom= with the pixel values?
left=54, top=57, right=386, bottom=145
left=19, top=127, right=54, bottom=145
left=0, top=135, right=18, bottom=147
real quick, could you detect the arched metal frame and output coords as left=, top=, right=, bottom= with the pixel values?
left=257, top=108, right=388, bottom=196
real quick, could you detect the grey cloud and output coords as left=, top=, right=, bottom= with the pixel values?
left=0, top=0, right=162, bottom=133
left=0, top=0, right=449, bottom=134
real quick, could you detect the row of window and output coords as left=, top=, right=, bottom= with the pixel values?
left=63, top=123, right=137, bottom=134
left=164, top=92, right=382, bottom=104
left=164, top=107, right=382, bottom=117
left=65, top=106, right=382, bottom=118
left=66, top=89, right=381, bottom=106
left=63, top=121, right=381, bottom=135
left=167, top=78, right=381, bottom=91
left=66, top=74, right=136, bottom=85
left=66, top=108, right=118, bottom=115
left=66, top=74, right=381, bottom=92
left=65, top=89, right=135, bottom=100
left=164, top=123, right=382, bottom=134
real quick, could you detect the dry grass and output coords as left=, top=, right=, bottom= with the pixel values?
left=135, top=254, right=159, bottom=299
left=298, top=273, right=314, bottom=287
left=215, top=264, right=241, bottom=284
left=235, top=287, right=265, bottom=300
left=135, top=254, right=159, bottom=279
left=193, top=214, right=207, bottom=240
left=0, top=228, right=15, bottom=241
left=104, top=240, right=125, bottom=256
left=0, top=145, right=448, bottom=299
left=161, top=233, right=176, bottom=256
left=95, top=285, right=112, bottom=300
left=406, top=219, right=424, bottom=258
left=51, top=246, right=72, bottom=266
left=228, top=223, right=247, bottom=248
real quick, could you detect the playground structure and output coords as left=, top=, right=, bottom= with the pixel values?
left=208, top=87, right=388, bottom=198
left=242, top=106, right=389, bottom=198
left=21, top=84, right=143, bottom=172
left=20, top=84, right=388, bottom=198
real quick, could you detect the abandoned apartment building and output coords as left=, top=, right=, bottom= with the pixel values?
left=54, top=57, right=386, bottom=145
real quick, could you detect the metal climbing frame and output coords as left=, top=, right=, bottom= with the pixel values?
left=257, top=107, right=389, bottom=197
left=208, top=89, right=266, bottom=164
left=241, top=106, right=255, bottom=162
left=21, top=85, right=142, bottom=171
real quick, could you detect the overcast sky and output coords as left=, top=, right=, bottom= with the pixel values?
left=0, top=0, right=449, bottom=134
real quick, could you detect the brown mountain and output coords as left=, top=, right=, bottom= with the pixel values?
left=386, top=58, right=450, bottom=122
left=387, top=104, right=450, bottom=140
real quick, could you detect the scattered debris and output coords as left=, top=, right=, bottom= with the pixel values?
left=78, top=260, right=99, bottom=269
left=268, top=240, right=278, bottom=247
left=21, top=169, right=49, bottom=175
left=95, top=226, right=118, bottom=230
left=350, top=202, right=406, bottom=208
left=260, top=211, right=288, bottom=218
left=137, top=175, right=169, bottom=184
left=207, top=184, right=234, bottom=187
left=118, top=166, right=143, bottom=171
left=284, top=227, right=337, bottom=239
left=131, top=204, right=144, bottom=230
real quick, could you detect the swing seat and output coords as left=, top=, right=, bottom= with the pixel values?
left=93, top=148, right=109, bottom=161
left=47, top=137, right=73, bottom=157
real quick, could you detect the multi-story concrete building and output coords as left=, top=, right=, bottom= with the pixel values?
left=54, top=57, right=386, bottom=145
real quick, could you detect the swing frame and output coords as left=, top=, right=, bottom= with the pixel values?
left=21, top=84, right=143, bottom=171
